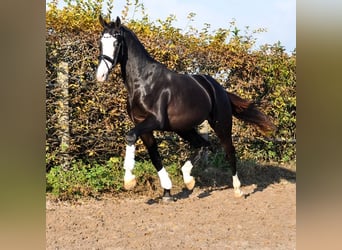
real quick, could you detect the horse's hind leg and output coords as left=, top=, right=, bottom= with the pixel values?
left=177, top=129, right=210, bottom=190
left=210, top=121, right=244, bottom=197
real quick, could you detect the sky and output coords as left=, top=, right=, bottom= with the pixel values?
left=112, top=0, right=296, bottom=53
left=50, top=0, right=296, bottom=53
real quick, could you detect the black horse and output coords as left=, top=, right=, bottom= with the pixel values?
left=96, top=16, right=275, bottom=201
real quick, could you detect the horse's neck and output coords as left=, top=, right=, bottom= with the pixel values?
left=121, top=33, right=157, bottom=92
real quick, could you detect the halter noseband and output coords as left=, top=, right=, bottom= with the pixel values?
left=98, top=54, right=116, bottom=71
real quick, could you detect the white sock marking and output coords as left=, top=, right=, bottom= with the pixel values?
left=181, top=160, right=194, bottom=183
left=233, top=173, right=244, bottom=197
left=232, top=173, right=241, bottom=189
left=124, top=145, right=135, bottom=182
left=158, top=167, right=172, bottom=190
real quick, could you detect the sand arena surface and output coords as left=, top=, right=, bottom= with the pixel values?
left=47, top=178, right=295, bottom=249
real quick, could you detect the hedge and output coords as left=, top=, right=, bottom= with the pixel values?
left=46, top=0, right=296, bottom=171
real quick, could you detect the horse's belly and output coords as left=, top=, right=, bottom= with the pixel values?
left=167, top=107, right=208, bottom=131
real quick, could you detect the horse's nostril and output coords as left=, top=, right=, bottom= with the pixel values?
left=96, top=73, right=105, bottom=82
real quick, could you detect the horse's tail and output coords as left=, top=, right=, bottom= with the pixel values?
left=227, top=92, right=276, bottom=136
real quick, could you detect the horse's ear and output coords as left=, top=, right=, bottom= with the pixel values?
left=99, top=15, right=107, bottom=28
left=115, top=16, right=121, bottom=27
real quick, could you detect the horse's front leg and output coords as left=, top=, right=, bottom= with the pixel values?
left=123, top=117, right=173, bottom=201
left=124, top=119, right=155, bottom=190
left=123, top=117, right=157, bottom=190
left=123, top=142, right=137, bottom=190
left=140, top=132, right=173, bottom=201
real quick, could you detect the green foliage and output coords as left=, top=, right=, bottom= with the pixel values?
left=46, top=157, right=124, bottom=199
left=46, top=157, right=183, bottom=199
left=46, top=0, right=296, bottom=191
left=132, top=160, right=182, bottom=188
left=46, top=0, right=108, bottom=33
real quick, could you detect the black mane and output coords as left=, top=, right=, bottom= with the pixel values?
left=121, top=25, right=157, bottom=64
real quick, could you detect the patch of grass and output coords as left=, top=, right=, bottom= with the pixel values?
left=191, top=149, right=232, bottom=188
left=46, top=157, right=124, bottom=200
left=46, top=157, right=184, bottom=200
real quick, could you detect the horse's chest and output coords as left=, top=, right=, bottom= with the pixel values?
left=128, top=94, right=152, bottom=121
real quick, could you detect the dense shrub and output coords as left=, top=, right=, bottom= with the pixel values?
left=46, top=0, right=296, bottom=172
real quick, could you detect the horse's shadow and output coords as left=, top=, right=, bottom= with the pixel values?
left=176, top=160, right=296, bottom=201
left=145, top=161, right=295, bottom=204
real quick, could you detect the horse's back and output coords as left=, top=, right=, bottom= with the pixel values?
left=165, top=73, right=214, bottom=130
left=162, top=72, right=231, bottom=130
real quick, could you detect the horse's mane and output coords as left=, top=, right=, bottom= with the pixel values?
left=120, top=25, right=155, bottom=61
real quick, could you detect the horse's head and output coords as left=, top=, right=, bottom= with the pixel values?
left=96, top=15, right=123, bottom=82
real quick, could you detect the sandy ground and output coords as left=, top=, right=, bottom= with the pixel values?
left=46, top=163, right=295, bottom=250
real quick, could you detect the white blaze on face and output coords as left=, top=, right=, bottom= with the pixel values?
left=96, top=33, right=117, bottom=82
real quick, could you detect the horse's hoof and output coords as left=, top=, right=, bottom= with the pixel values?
left=124, top=176, right=136, bottom=190
left=162, top=196, right=176, bottom=203
left=234, top=189, right=244, bottom=198
left=185, top=176, right=195, bottom=190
